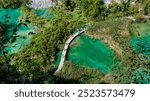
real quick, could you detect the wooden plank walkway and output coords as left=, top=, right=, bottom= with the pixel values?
left=55, top=28, right=86, bottom=73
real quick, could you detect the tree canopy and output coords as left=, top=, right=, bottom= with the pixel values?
left=0, top=0, right=28, bottom=8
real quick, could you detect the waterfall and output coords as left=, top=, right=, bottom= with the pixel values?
left=28, top=0, right=53, bottom=9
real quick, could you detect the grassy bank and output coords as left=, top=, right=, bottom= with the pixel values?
left=86, top=18, right=150, bottom=83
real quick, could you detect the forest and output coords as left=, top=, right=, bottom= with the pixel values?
left=0, top=0, right=28, bottom=8
left=0, top=0, right=150, bottom=84
left=0, top=23, right=4, bottom=51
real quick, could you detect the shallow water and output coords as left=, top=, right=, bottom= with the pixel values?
left=0, top=8, right=20, bottom=40
left=34, top=9, right=54, bottom=19
left=35, top=9, right=46, bottom=16
left=131, top=24, right=150, bottom=84
left=131, top=34, right=150, bottom=56
left=131, top=35, right=150, bottom=84
left=0, top=8, right=34, bottom=54
left=55, top=34, right=117, bottom=73
left=132, top=68, right=150, bottom=84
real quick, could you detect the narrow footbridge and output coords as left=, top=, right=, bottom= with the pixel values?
left=55, top=28, right=87, bottom=73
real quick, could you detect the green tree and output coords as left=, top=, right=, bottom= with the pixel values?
left=78, top=0, right=106, bottom=21
left=0, top=55, right=22, bottom=83
left=63, top=0, right=76, bottom=11
left=0, top=0, right=28, bottom=8
left=128, top=2, right=138, bottom=15
left=144, top=0, right=150, bottom=15
left=109, top=0, right=118, bottom=15
left=0, top=22, right=5, bottom=52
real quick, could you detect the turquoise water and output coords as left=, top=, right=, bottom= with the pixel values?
left=0, top=8, right=53, bottom=54
left=55, top=34, right=117, bottom=73
left=35, top=9, right=46, bottom=16
left=0, top=8, right=34, bottom=54
left=131, top=34, right=150, bottom=56
left=0, top=8, right=20, bottom=40
left=34, top=9, right=54, bottom=18
left=132, top=68, right=150, bottom=84
left=131, top=26, right=150, bottom=84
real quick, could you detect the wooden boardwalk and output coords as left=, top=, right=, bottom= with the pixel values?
left=55, top=28, right=86, bottom=73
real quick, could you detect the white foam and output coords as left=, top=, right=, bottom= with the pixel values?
left=28, top=0, right=53, bottom=9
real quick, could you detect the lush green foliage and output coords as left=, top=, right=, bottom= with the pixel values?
left=144, top=0, right=150, bottom=15
left=59, top=0, right=150, bottom=21
left=0, top=55, right=22, bottom=83
left=77, top=0, right=107, bottom=21
left=56, top=61, right=105, bottom=84
left=0, top=23, right=5, bottom=52
left=5, top=6, right=86, bottom=83
left=1, top=0, right=150, bottom=84
left=87, top=18, right=150, bottom=83
left=63, top=0, right=76, bottom=11
left=0, top=0, right=28, bottom=8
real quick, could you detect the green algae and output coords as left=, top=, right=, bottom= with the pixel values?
left=55, top=34, right=117, bottom=73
